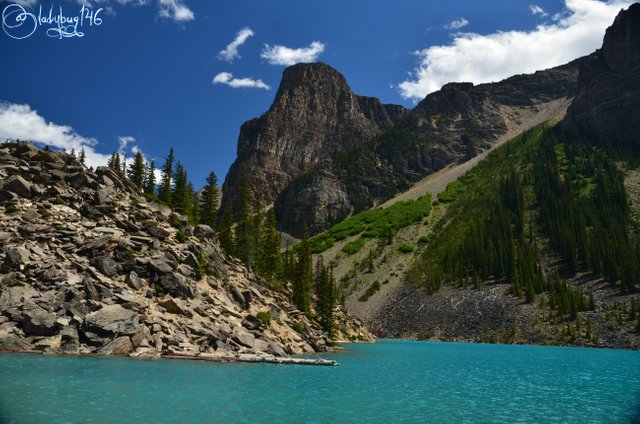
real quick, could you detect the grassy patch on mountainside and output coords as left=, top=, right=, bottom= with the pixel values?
left=309, top=194, right=432, bottom=254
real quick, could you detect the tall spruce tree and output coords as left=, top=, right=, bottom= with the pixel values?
left=144, top=160, right=156, bottom=195
left=127, top=151, right=146, bottom=188
left=158, top=147, right=174, bottom=204
left=218, top=204, right=235, bottom=256
left=200, top=171, right=219, bottom=228
left=234, top=167, right=254, bottom=268
left=172, top=162, right=190, bottom=216
left=257, top=209, right=282, bottom=284
left=107, top=153, right=121, bottom=173
left=78, top=148, right=86, bottom=166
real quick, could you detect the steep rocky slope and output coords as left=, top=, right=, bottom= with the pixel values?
left=222, top=58, right=581, bottom=238
left=0, top=142, right=370, bottom=359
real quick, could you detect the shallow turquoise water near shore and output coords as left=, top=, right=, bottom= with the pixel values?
left=1, top=340, right=639, bottom=423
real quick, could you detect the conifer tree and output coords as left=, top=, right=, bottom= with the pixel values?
left=78, top=148, right=86, bottom=166
left=127, top=151, right=146, bottom=188
left=159, top=147, right=174, bottom=204
left=188, top=182, right=199, bottom=224
left=218, top=204, right=235, bottom=256
left=144, top=160, right=156, bottom=195
left=257, top=209, right=282, bottom=284
left=107, top=153, right=121, bottom=173
left=200, top=171, right=219, bottom=228
left=234, top=167, right=254, bottom=268
left=172, top=161, right=190, bottom=215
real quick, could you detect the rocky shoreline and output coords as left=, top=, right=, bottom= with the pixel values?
left=0, top=142, right=371, bottom=361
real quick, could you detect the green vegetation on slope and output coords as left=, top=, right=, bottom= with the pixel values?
left=408, top=123, right=639, bottom=301
left=309, top=194, right=433, bottom=254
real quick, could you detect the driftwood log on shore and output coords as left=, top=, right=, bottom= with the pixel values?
left=162, top=349, right=339, bottom=366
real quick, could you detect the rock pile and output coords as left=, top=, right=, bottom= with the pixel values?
left=0, top=142, right=370, bottom=359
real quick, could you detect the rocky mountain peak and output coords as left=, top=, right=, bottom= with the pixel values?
left=221, top=62, right=407, bottom=233
left=563, top=3, right=640, bottom=146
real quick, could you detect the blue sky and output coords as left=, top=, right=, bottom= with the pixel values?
left=0, top=0, right=632, bottom=187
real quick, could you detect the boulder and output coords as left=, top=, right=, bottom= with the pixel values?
left=0, top=334, right=32, bottom=351
left=21, top=302, right=59, bottom=336
left=4, top=247, right=30, bottom=269
left=34, top=335, right=62, bottom=350
left=125, top=271, right=142, bottom=290
left=157, top=273, right=194, bottom=299
left=158, top=297, right=189, bottom=315
left=232, top=331, right=255, bottom=349
left=147, top=258, right=174, bottom=275
left=91, top=256, right=118, bottom=277
left=98, top=336, right=133, bottom=355
left=83, top=304, right=140, bottom=335
left=2, top=175, right=32, bottom=198
left=267, top=342, right=287, bottom=357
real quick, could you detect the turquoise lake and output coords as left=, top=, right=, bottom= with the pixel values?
left=1, top=340, right=639, bottom=423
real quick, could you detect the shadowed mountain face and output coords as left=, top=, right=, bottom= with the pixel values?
left=563, top=3, right=640, bottom=148
left=221, top=48, right=583, bottom=238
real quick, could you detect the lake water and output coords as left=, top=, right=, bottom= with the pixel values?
left=0, top=340, right=639, bottom=423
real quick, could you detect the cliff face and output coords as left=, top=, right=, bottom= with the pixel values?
left=0, top=143, right=370, bottom=358
left=221, top=63, right=407, bottom=235
left=563, top=3, right=640, bottom=146
left=221, top=48, right=581, bottom=238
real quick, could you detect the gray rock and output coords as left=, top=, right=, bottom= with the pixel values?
left=84, top=304, right=140, bottom=335
left=242, top=314, right=262, bottom=331
left=233, top=331, right=255, bottom=349
left=21, top=302, right=59, bottom=336
left=157, top=273, right=194, bottom=299
left=0, top=232, right=13, bottom=243
left=267, top=343, right=287, bottom=357
left=2, top=175, right=32, bottom=198
left=98, top=336, right=133, bottom=355
left=4, top=247, right=30, bottom=269
left=145, top=225, right=170, bottom=239
left=91, top=256, right=118, bottom=277
left=125, top=271, right=142, bottom=290
left=0, top=334, right=32, bottom=351
left=94, top=187, right=115, bottom=205
left=83, top=277, right=100, bottom=301
left=158, top=297, right=189, bottom=315
left=148, top=258, right=174, bottom=275
left=0, top=188, right=18, bottom=202
left=34, top=335, right=62, bottom=350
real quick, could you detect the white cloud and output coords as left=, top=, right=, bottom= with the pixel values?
left=158, top=0, right=194, bottom=22
left=0, top=102, right=111, bottom=169
left=10, top=0, right=38, bottom=7
left=530, top=4, right=549, bottom=17
left=212, top=72, right=270, bottom=89
left=260, top=41, right=325, bottom=66
left=117, top=135, right=135, bottom=158
left=445, top=18, right=469, bottom=30
left=218, top=27, right=254, bottom=63
left=398, top=0, right=633, bottom=100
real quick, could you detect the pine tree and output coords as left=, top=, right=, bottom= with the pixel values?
left=158, top=147, right=174, bottom=204
left=78, top=148, right=86, bottom=166
left=107, top=153, right=121, bottom=173
left=144, top=160, right=156, bottom=195
left=257, top=209, right=282, bottom=284
left=234, top=167, right=254, bottom=268
left=127, top=151, right=146, bottom=188
left=200, top=171, right=219, bottom=228
left=172, top=162, right=189, bottom=216
left=218, top=204, right=235, bottom=256
left=315, top=258, right=335, bottom=336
